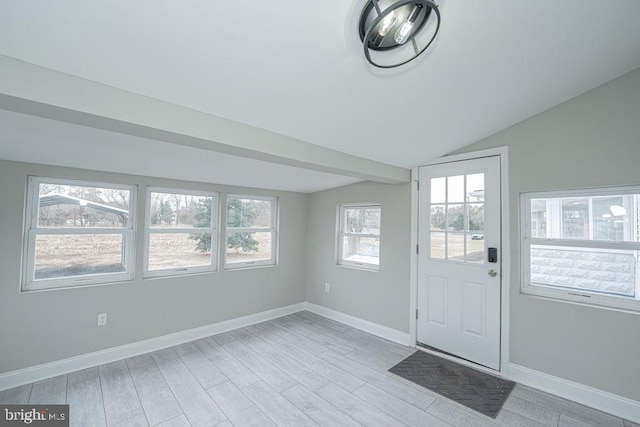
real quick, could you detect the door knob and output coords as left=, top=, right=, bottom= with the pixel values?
left=488, top=270, right=497, bottom=277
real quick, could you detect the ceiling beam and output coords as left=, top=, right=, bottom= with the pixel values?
left=0, top=55, right=409, bottom=184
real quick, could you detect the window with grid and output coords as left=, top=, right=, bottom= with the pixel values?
left=225, top=195, right=278, bottom=269
left=144, top=188, right=218, bottom=277
left=522, top=186, right=640, bottom=311
left=23, top=177, right=135, bottom=291
left=338, top=204, right=381, bottom=270
left=429, top=174, right=485, bottom=263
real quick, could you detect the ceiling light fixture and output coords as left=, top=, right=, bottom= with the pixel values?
left=359, top=0, right=441, bottom=68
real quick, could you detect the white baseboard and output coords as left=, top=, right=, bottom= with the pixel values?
left=304, top=302, right=412, bottom=346
left=0, top=302, right=306, bottom=392
left=509, top=363, right=640, bottom=423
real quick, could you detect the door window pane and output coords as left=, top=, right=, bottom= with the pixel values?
left=467, top=234, right=485, bottom=263
left=447, top=233, right=465, bottom=261
left=427, top=172, right=487, bottom=264
left=466, top=174, right=485, bottom=202
left=430, top=205, right=446, bottom=230
left=431, top=177, right=446, bottom=203
left=430, top=232, right=446, bottom=259
left=467, top=203, right=484, bottom=231
left=446, top=204, right=464, bottom=231
left=447, top=175, right=465, bottom=203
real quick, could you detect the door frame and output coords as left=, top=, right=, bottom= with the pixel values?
left=409, top=146, right=511, bottom=375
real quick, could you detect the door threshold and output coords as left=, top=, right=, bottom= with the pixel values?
left=415, top=342, right=504, bottom=377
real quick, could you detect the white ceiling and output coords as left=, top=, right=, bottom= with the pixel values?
left=1, top=0, right=639, bottom=192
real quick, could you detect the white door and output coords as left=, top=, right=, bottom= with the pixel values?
left=417, top=156, right=501, bottom=370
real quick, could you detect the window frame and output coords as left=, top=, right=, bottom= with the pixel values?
left=224, top=195, right=278, bottom=270
left=22, top=176, right=137, bottom=292
left=337, top=202, right=381, bottom=271
left=143, top=187, right=219, bottom=278
left=521, top=186, right=640, bottom=312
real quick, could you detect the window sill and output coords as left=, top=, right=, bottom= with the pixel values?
left=521, top=285, right=640, bottom=315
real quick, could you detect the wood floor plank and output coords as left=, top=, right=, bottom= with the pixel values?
left=29, top=374, right=67, bottom=404
left=156, top=357, right=226, bottom=427
left=155, top=414, right=191, bottom=427
left=426, top=398, right=499, bottom=427
left=206, top=380, right=275, bottom=427
left=259, top=320, right=329, bottom=355
left=496, top=409, right=548, bottom=427
left=281, top=384, right=361, bottom=426
left=503, top=394, right=560, bottom=426
left=274, top=317, right=355, bottom=355
left=210, top=331, right=238, bottom=346
left=512, top=385, right=624, bottom=427
left=245, top=324, right=365, bottom=392
left=315, top=382, right=406, bottom=427
left=67, top=367, right=99, bottom=386
left=173, top=342, right=227, bottom=389
left=242, top=381, right=316, bottom=427
left=353, top=382, right=446, bottom=426
left=150, top=347, right=179, bottom=364
left=221, top=339, right=298, bottom=393
left=319, top=350, right=436, bottom=410
left=110, top=413, right=149, bottom=427
left=237, top=327, right=330, bottom=391
left=194, top=337, right=260, bottom=390
left=558, top=414, right=597, bottom=427
left=126, top=354, right=183, bottom=427
left=99, top=360, right=144, bottom=425
left=293, top=312, right=354, bottom=334
left=0, top=384, right=32, bottom=404
left=67, top=377, right=106, bottom=427
left=3, top=311, right=631, bottom=427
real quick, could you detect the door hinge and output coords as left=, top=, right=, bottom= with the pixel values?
left=416, top=180, right=420, bottom=191
left=416, top=309, right=419, bottom=320
left=416, top=244, right=419, bottom=255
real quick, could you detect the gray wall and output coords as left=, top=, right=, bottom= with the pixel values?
left=305, top=181, right=411, bottom=333
left=0, top=160, right=308, bottom=374
left=449, top=68, right=640, bottom=401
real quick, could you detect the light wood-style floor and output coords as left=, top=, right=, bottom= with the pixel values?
left=0, top=311, right=636, bottom=427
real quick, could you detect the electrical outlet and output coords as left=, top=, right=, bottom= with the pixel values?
left=97, top=313, right=108, bottom=326
left=324, top=283, right=330, bottom=292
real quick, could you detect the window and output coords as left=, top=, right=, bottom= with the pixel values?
left=23, top=177, right=135, bottom=291
left=338, top=203, right=381, bottom=270
left=225, top=195, right=277, bottom=269
left=144, top=189, right=218, bottom=277
left=522, top=187, right=640, bottom=311
left=429, top=174, right=485, bottom=263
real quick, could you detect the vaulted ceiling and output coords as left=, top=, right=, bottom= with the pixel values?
left=1, top=1, right=639, bottom=192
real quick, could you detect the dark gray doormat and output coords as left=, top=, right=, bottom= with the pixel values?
left=388, top=351, right=514, bottom=418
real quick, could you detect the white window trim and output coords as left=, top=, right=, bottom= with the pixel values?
left=337, top=202, right=381, bottom=271
left=143, top=187, right=219, bottom=278
left=224, top=195, right=278, bottom=270
left=521, top=186, right=640, bottom=313
left=22, top=176, right=136, bottom=292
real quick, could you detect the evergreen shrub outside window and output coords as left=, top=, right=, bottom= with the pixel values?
left=225, top=195, right=278, bottom=269
left=144, top=188, right=218, bottom=278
